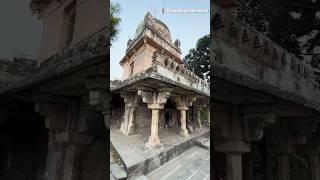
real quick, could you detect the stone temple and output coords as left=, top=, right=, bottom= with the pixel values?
left=110, top=12, right=211, bottom=179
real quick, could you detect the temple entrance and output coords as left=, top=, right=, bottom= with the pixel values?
left=162, top=99, right=178, bottom=129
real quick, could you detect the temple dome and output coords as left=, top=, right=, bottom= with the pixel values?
left=134, top=12, right=172, bottom=43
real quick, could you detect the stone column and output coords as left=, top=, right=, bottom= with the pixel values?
left=178, top=106, right=189, bottom=137
left=146, top=104, right=163, bottom=148
left=137, top=86, right=172, bottom=149
left=207, top=107, right=210, bottom=124
left=278, top=154, right=290, bottom=180
left=120, top=93, right=137, bottom=135
left=309, top=154, right=320, bottom=180
left=215, top=140, right=251, bottom=180
left=197, top=109, right=202, bottom=129
left=226, top=154, right=243, bottom=180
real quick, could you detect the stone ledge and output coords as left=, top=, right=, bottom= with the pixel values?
left=195, top=137, right=210, bottom=150
left=214, top=64, right=320, bottom=112
left=110, top=164, right=127, bottom=180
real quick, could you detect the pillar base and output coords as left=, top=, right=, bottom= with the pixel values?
left=146, top=135, right=162, bottom=149
left=179, top=128, right=189, bottom=137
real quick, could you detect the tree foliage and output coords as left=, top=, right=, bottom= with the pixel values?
left=110, top=2, right=121, bottom=44
left=238, top=0, right=320, bottom=82
left=183, top=34, right=210, bottom=82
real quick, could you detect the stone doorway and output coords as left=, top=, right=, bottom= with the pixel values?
left=162, top=99, right=178, bottom=129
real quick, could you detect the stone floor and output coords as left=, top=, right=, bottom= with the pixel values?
left=146, top=145, right=210, bottom=180
left=110, top=126, right=210, bottom=177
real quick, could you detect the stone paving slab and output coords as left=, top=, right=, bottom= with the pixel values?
left=146, top=146, right=210, bottom=180
left=110, top=127, right=210, bottom=177
left=110, top=164, right=127, bottom=180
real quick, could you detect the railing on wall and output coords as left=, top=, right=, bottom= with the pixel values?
left=212, top=12, right=317, bottom=87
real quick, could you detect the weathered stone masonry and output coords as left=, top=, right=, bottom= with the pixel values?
left=213, top=1, right=320, bottom=180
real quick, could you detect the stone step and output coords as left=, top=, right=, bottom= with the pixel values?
left=132, top=175, right=149, bottom=180
left=110, top=164, right=128, bottom=180
left=111, top=127, right=210, bottom=178
left=110, top=173, right=115, bottom=180
left=195, top=137, right=210, bottom=150
left=146, top=146, right=210, bottom=180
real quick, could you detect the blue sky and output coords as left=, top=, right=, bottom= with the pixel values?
left=110, top=0, right=210, bottom=80
left=0, top=0, right=42, bottom=60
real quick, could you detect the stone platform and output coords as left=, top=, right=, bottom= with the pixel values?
left=110, top=127, right=210, bottom=178
left=146, top=146, right=210, bottom=180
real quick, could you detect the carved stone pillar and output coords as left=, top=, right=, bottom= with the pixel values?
left=309, top=154, right=320, bottom=180
left=277, top=154, right=290, bottom=180
left=178, top=105, right=189, bottom=137
left=146, top=103, right=164, bottom=148
left=207, top=107, right=210, bottom=124
left=120, top=93, right=138, bottom=135
left=137, top=86, right=171, bottom=149
left=196, top=108, right=202, bottom=129
left=215, top=140, right=251, bottom=180
left=226, top=154, right=243, bottom=180
left=34, top=101, right=88, bottom=180
left=174, top=95, right=197, bottom=136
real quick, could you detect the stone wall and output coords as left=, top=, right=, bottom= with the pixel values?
left=31, top=0, right=107, bottom=61
left=0, top=58, right=37, bottom=88
left=135, top=103, right=152, bottom=129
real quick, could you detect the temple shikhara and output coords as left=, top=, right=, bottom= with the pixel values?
left=110, top=12, right=211, bottom=179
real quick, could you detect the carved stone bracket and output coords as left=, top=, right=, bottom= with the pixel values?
left=35, top=102, right=68, bottom=130
left=88, top=89, right=110, bottom=129
left=85, top=77, right=110, bottom=129
left=174, top=95, right=197, bottom=109
left=243, top=113, right=276, bottom=141
left=137, top=86, right=172, bottom=109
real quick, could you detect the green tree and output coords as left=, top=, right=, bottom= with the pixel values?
left=110, top=2, right=121, bottom=44
left=184, top=34, right=210, bottom=82
left=238, top=0, right=320, bottom=82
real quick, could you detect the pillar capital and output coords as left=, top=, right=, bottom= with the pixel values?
left=35, top=102, right=68, bottom=130
left=137, top=86, right=172, bottom=106
left=177, top=105, right=188, bottom=111
left=215, top=140, right=251, bottom=154
left=121, top=92, right=138, bottom=107
left=147, top=103, right=164, bottom=110
left=174, top=95, right=197, bottom=108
